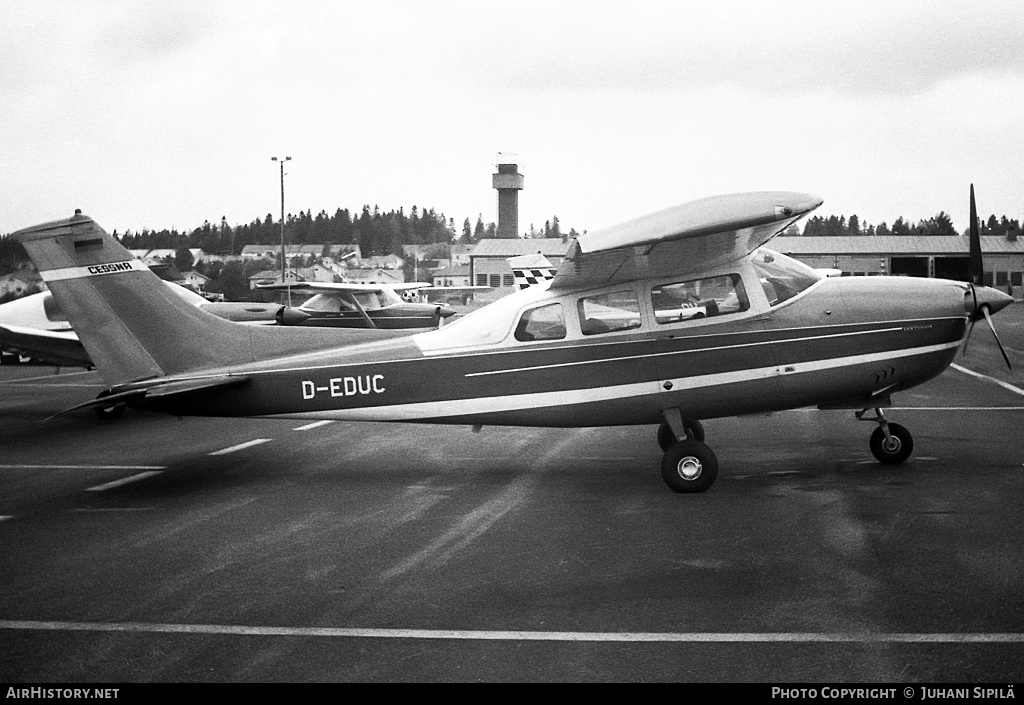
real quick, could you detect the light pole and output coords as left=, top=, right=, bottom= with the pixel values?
left=271, top=156, right=291, bottom=284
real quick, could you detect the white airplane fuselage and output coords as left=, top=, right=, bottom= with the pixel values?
left=131, top=250, right=977, bottom=427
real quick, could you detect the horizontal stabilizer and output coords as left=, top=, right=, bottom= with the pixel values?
left=50, top=374, right=250, bottom=418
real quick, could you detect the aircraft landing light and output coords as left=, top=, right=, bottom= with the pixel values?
left=208, top=439, right=273, bottom=456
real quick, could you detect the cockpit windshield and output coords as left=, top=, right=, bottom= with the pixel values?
left=300, top=288, right=402, bottom=313
left=301, top=294, right=351, bottom=312
left=752, top=248, right=821, bottom=306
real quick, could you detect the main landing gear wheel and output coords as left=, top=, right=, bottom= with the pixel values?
left=869, top=422, right=913, bottom=465
left=661, top=440, right=718, bottom=493
left=657, top=419, right=705, bottom=451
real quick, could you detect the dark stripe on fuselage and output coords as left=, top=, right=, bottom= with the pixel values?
left=136, top=314, right=966, bottom=420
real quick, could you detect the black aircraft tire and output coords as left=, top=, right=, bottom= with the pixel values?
left=657, top=419, right=706, bottom=451
left=661, top=440, right=718, bottom=493
left=869, top=423, right=913, bottom=465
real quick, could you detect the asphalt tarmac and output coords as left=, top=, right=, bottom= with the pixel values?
left=2, top=309, right=1024, bottom=683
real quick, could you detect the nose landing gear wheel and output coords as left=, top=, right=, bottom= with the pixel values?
left=869, top=422, right=913, bottom=464
left=661, top=440, right=718, bottom=493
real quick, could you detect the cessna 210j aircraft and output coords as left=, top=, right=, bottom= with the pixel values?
left=10, top=189, right=1013, bottom=492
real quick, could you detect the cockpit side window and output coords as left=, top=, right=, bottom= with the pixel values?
left=514, top=303, right=566, bottom=342
left=651, top=274, right=748, bottom=324
left=752, top=249, right=821, bottom=306
left=577, top=290, right=642, bottom=335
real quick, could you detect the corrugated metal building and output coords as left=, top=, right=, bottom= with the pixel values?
left=771, top=235, right=1024, bottom=289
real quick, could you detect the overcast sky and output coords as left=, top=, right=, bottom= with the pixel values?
left=2, top=0, right=1023, bottom=239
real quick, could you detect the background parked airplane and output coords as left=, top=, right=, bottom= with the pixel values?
left=257, top=281, right=456, bottom=329
left=0, top=280, right=413, bottom=367
left=0, top=282, right=276, bottom=367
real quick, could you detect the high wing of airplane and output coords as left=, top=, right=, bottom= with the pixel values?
left=256, top=281, right=456, bottom=329
left=11, top=190, right=1012, bottom=492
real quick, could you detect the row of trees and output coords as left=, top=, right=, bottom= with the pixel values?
left=798, top=212, right=1021, bottom=239
left=119, top=205, right=463, bottom=259
left=113, top=205, right=577, bottom=260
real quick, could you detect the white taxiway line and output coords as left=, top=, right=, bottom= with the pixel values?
left=208, top=439, right=273, bottom=455
left=951, top=363, right=1024, bottom=396
left=0, top=464, right=167, bottom=471
left=0, top=620, right=1023, bottom=643
left=0, top=370, right=96, bottom=385
left=294, top=420, right=334, bottom=431
left=85, top=471, right=164, bottom=492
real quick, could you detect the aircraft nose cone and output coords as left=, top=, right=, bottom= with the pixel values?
left=437, top=305, right=456, bottom=319
left=966, top=285, right=1014, bottom=320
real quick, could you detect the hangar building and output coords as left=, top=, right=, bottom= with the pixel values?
left=771, top=235, right=1024, bottom=292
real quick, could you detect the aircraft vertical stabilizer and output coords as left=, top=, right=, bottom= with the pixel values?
left=11, top=211, right=260, bottom=387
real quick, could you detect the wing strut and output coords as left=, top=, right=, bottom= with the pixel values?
left=347, top=293, right=377, bottom=329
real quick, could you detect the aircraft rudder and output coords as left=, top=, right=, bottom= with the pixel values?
left=12, top=210, right=255, bottom=386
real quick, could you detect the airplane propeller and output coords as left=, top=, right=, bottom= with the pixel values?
left=962, top=184, right=1013, bottom=369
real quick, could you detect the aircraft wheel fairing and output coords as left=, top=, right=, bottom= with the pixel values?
left=661, top=440, right=718, bottom=493
left=869, top=423, right=913, bottom=464
left=657, top=419, right=705, bottom=451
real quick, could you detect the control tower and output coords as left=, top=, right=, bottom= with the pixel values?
left=492, top=153, right=524, bottom=239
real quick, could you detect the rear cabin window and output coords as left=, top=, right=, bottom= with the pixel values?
left=652, top=274, right=748, bottom=324
left=577, top=290, right=642, bottom=335
left=514, top=303, right=566, bottom=342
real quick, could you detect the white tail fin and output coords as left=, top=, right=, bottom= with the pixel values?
left=507, top=253, right=557, bottom=290
left=11, top=211, right=391, bottom=387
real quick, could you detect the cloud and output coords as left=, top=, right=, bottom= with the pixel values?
left=440, top=0, right=1024, bottom=97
